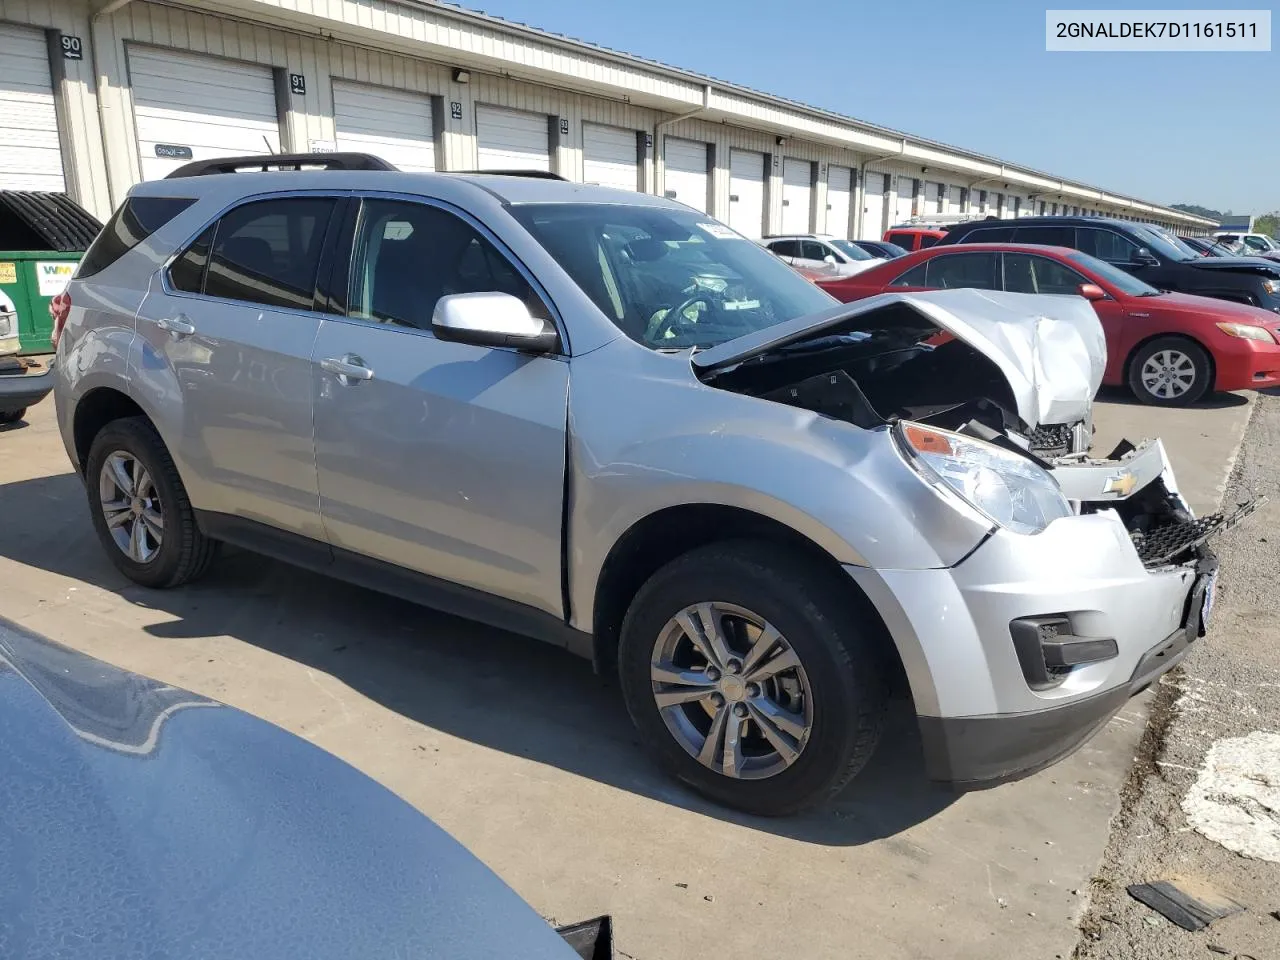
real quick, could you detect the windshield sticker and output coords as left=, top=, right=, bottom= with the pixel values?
left=696, top=222, right=741, bottom=240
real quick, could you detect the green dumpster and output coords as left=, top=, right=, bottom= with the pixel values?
left=0, top=191, right=104, bottom=356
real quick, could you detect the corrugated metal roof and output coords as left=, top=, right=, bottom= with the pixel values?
left=419, top=1, right=1211, bottom=225
left=0, top=191, right=104, bottom=251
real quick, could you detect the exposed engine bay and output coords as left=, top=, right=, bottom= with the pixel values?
left=697, top=300, right=1077, bottom=457
left=695, top=297, right=1256, bottom=572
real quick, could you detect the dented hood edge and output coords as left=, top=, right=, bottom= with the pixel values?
left=693, top=288, right=1106, bottom=428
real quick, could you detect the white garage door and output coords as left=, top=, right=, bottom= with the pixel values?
left=826, top=165, right=852, bottom=239
left=663, top=137, right=708, bottom=212
left=924, top=181, right=944, bottom=216
left=860, top=171, right=887, bottom=240
left=728, top=149, right=765, bottom=238
left=333, top=81, right=434, bottom=172
left=0, top=24, right=65, bottom=191
left=895, top=178, right=916, bottom=224
left=129, top=47, right=280, bottom=182
left=781, top=158, right=811, bottom=234
left=476, top=104, right=550, bottom=172
left=948, top=185, right=963, bottom=213
left=582, top=122, right=637, bottom=191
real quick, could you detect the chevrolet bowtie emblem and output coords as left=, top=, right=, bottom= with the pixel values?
left=1103, top=472, right=1137, bottom=497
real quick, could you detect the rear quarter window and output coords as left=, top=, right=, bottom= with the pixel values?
left=76, top=196, right=196, bottom=279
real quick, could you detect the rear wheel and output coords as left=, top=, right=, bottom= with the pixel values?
left=84, top=417, right=218, bottom=588
left=618, top=541, right=887, bottom=816
left=1127, top=336, right=1211, bottom=406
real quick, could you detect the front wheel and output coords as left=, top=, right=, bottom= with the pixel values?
left=618, top=541, right=887, bottom=816
left=1127, top=336, right=1211, bottom=406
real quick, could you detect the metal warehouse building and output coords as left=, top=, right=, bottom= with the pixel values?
left=0, top=0, right=1215, bottom=236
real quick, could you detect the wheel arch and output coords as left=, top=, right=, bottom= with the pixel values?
left=589, top=503, right=909, bottom=695
left=71, top=387, right=152, bottom=475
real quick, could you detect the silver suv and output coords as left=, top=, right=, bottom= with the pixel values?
left=53, top=155, right=1237, bottom=815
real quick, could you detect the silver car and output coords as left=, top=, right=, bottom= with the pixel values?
left=52, top=156, right=1238, bottom=815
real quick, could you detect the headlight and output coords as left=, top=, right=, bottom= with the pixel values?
left=1216, top=321, right=1277, bottom=343
left=894, top=421, right=1072, bottom=535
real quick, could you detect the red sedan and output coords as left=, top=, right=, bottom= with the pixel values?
left=818, top=243, right=1280, bottom=406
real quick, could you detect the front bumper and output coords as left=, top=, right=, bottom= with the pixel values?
left=1211, top=336, right=1280, bottom=392
left=844, top=441, right=1232, bottom=787
left=0, top=355, right=54, bottom=412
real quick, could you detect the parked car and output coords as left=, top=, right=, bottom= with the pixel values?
left=817, top=243, right=1280, bottom=406
left=850, top=239, right=909, bottom=259
left=0, top=287, right=52, bottom=424
left=0, top=616, right=603, bottom=959
left=883, top=225, right=948, bottom=251
left=760, top=234, right=883, bottom=278
left=1214, top=231, right=1280, bottom=255
left=936, top=216, right=1280, bottom=312
left=54, top=155, right=1243, bottom=814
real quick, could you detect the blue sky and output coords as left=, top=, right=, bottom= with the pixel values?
left=460, top=0, right=1276, bottom=215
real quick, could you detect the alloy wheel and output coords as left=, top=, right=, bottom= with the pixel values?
left=98, top=452, right=164, bottom=564
left=1140, top=349, right=1196, bottom=400
left=650, top=601, right=813, bottom=780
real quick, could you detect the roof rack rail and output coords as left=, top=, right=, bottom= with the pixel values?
left=453, top=169, right=568, bottom=180
left=165, top=153, right=397, bottom=179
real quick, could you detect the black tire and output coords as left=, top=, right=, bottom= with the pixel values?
left=1127, top=336, right=1212, bottom=406
left=0, top=408, right=25, bottom=424
left=618, top=541, right=887, bottom=816
left=84, top=416, right=218, bottom=588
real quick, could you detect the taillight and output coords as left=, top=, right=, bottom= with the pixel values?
left=50, top=290, right=71, bottom=348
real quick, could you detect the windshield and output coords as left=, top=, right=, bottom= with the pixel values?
left=1067, top=251, right=1161, bottom=296
left=511, top=203, right=836, bottom=350
left=829, top=239, right=874, bottom=261
left=1134, top=224, right=1197, bottom=262
left=877, top=242, right=910, bottom=258
left=1161, top=233, right=1207, bottom=259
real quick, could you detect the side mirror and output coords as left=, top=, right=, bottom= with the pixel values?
left=1077, top=283, right=1107, bottom=301
left=1132, top=247, right=1159, bottom=267
left=823, top=254, right=838, bottom=265
left=431, top=292, right=560, bottom=353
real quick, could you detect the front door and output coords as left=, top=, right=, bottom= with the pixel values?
left=310, top=196, right=569, bottom=616
left=136, top=195, right=339, bottom=539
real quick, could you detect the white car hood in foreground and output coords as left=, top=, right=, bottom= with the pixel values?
left=693, top=288, right=1106, bottom=429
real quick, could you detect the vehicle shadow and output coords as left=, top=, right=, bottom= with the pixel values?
left=1094, top=385, right=1251, bottom=408
left=0, top=471, right=958, bottom=846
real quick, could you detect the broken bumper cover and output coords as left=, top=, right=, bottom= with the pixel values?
left=919, top=552, right=1216, bottom=787
left=843, top=436, right=1239, bottom=787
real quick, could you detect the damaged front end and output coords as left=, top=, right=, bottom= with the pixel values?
left=692, top=289, right=1103, bottom=457
left=1053, top=437, right=1257, bottom=577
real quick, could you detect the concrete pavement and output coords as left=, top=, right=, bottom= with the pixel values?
left=0, top=389, right=1256, bottom=959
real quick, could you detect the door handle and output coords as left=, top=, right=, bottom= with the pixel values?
left=320, top=354, right=375, bottom=384
left=157, top=315, right=196, bottom=339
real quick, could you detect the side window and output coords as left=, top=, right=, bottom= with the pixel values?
left=919, top=234, right=940, bottom=249
left=1014, top=225, right=1074, bottom=247
left=78, top=196, right=196, bottom=278
left=1002, top=253, right=1085, bottom=295
left=802, top=240, right=834, bottom=261
left=925, top=252, right=997, bottom=290
left=1076, top=228, right=1139, bottom=263
left=886, top=232, right=914, bottom=250
left=769, top=239, right=801, bottom=257
left=168, top=224, right=215, bottom=293
left=961, top=225, right=1016, bottom=243
left=349, top=198, right=547, bottom=330
left=203, top=197, right=336, bottom=310
left=889, top=262, right=929, bottom=287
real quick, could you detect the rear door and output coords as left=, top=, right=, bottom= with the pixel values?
left=136, top=194, right=340, bottom=539
left=309, top=195, right=569, bottom=616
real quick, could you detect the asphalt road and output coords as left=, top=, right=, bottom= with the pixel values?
left=0, top=389, right=1257, bottom=959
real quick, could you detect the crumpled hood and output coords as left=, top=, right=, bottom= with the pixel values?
left=0, top=619, right=577, bottom=960
left=693, top=287, right=1106, bottom=428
